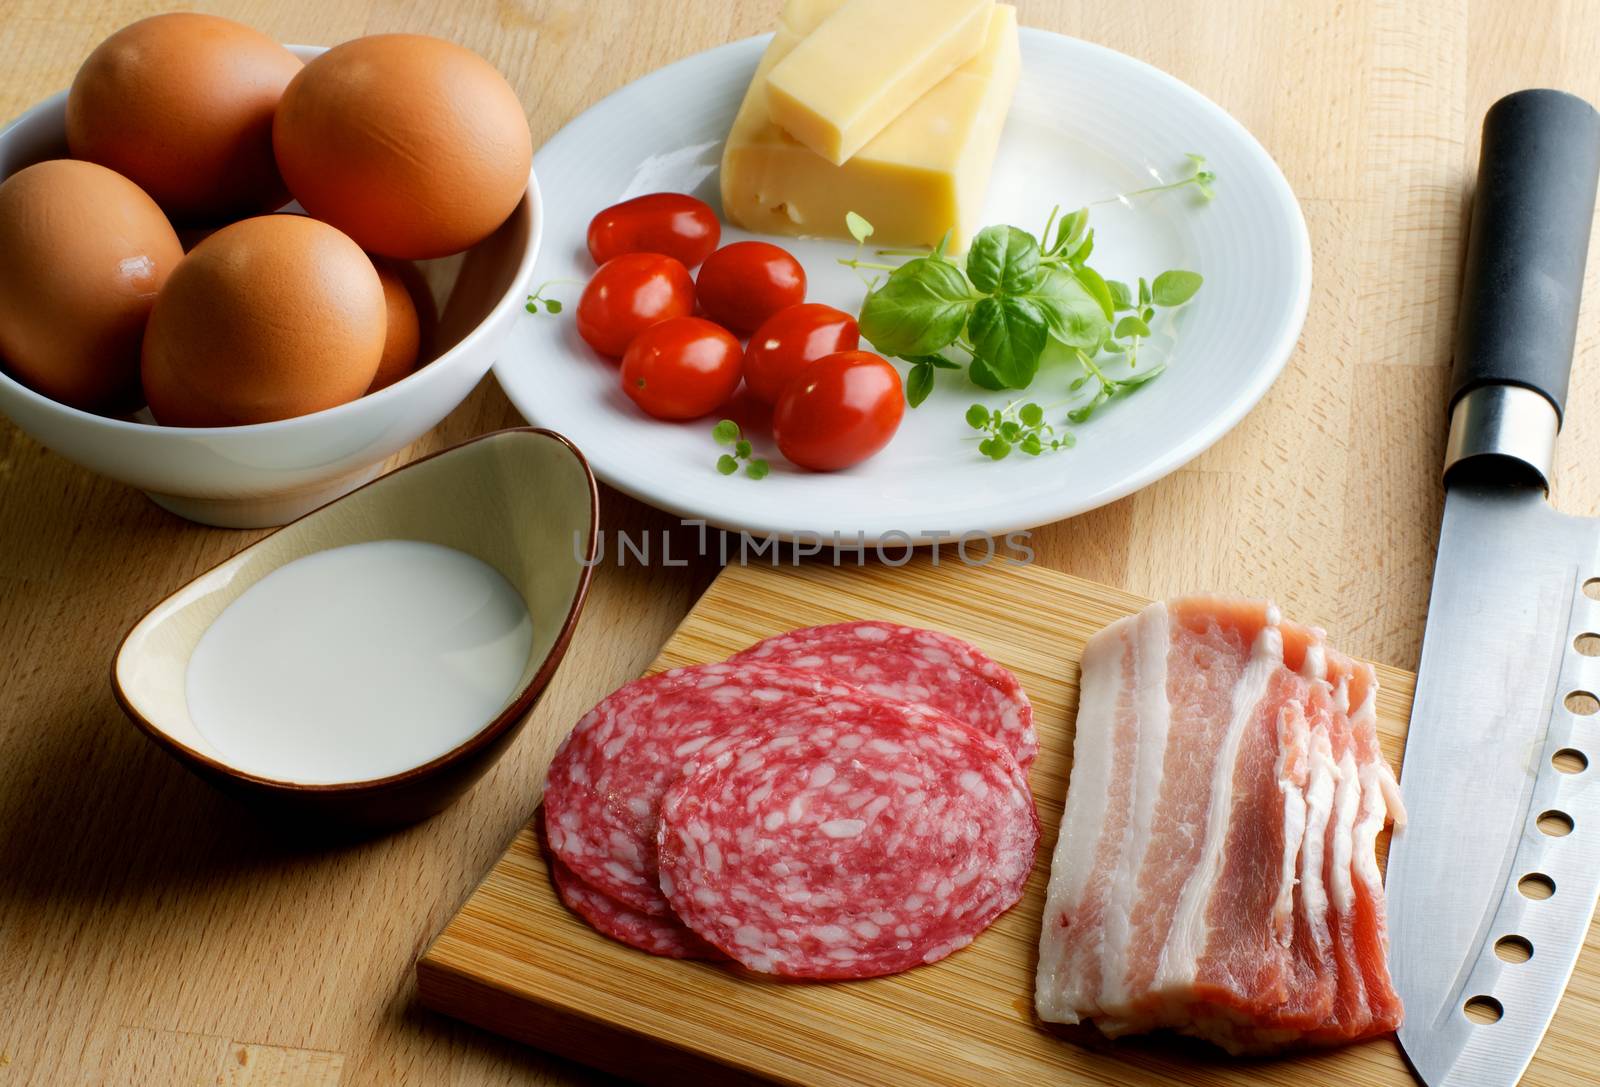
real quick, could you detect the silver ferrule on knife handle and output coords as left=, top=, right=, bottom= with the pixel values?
left=1443, top=384, right=1560, bottom=489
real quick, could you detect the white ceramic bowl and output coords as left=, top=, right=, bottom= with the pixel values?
left=0, top=45, right=543, bottom=528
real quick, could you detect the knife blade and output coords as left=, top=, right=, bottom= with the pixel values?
left=1390, top=89, right=1600, bottom=1086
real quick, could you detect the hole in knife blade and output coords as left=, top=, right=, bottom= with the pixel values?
left=1554, top=748, right=1588, bottom=774
left=1518, top=873, right=1556, bottom=899
left=1537, top=810, right=1574, bottom=836
left=1494, top=935, right=1533, bottom=963
left=1587, top=578, right=1600, bottom=601
left=1565, top=691, right=1599, bottom=716
left=1464, top=995, right=1504, bottom=1024
left=1576, top=634, right=1600, bottom=657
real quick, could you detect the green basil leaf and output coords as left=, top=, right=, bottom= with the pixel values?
left=1151, top=269, right=1204, bottom=306
left=1068, top=229, right=1094, bottom=268
left=1055, top=207, right=1088, bottom=253
left=1115, top=314, right=1151, bottom=339
left=1074, top=264, right=1116, bottom=322
left=1025, top=267, right=1110, bottom=350
left=968, top=355, right=1009, bottom=391
left=969, top=295, right=1048, bottom=389
left=857, top=258, right=974, bottom=356
left=1138, top=276, right=1151, bottom=307
left=967, top=225, right=1041, bottom=294
left=906, top=362, right=934, bottom=408
left=1106, top=279, right=1134, bottom=310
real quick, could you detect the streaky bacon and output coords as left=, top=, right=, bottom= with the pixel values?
left=1035, top=597, right=1403, bottom=1053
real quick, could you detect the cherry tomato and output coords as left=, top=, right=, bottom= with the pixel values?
left=587, top=193, right=721, bottom=269
left=576, top=252, right=695, bottom=357
left=620, top=317, right=744, bottom=421
left=695, top=241, right=806, bottom=334
left=743, top=303, right=860, bottom=405
left=773, top=351, right=904, bottom=471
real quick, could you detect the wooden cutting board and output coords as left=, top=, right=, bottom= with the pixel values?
left=415, top=555, right=1574, bottom=1086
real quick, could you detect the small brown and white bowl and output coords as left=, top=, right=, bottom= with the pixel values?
left=112, top=428, right=597, bottom=830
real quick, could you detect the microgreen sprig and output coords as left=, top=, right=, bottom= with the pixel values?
left=712, top=419, right=769, bottom=480
left=525, top=279, right=575, bottom=315
left=1093, top=152, right=1217, bottom=206
left=965, top=400, right=1077, bottom=460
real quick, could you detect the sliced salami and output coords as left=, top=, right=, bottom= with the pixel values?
left=730, top=622, right=1037, bottom=771
left=543, top=662, right=858, bottom=917
left=547, top=847, right=725, bottom=960
left=655, top=691, right=1039, bottom=979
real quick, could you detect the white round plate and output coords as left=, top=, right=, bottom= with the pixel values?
left=495, top=29, right=1309, bottom=544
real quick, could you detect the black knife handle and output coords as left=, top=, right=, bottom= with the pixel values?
left=1452, top=89, right=1600, bottom=423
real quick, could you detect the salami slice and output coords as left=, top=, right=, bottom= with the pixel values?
left=730, top=622, right=1037, bottom=771
left=547, top=846, right=725, bottom=960
left=543, top=662, right=858, bottom=917
left=656, top=691, right=1039, bottom=979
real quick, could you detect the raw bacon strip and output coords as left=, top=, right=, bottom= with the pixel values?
left=731, top=621, right=1038, bottom=770
left=1260, top=681, right=1340, bottom=1032
left=1036, top=601, right=1168, bottom=1024
left=657, top=690, right=1038, bottom=979
left=1102, top=600, right=1308, bottom=1039
left=1035, top=597, right=1403, bottom=1054
left=1323, top=650, right=1406, bottom=1037
left=547, top=849, right=726, bottom=960
left=543, top=662, right=857, bottom=916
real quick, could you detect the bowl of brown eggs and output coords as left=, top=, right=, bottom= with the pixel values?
left=0, top=15, right=542, bottom=527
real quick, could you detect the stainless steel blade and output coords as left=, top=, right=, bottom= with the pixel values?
left=1390, top=480, right=1600, bottom=1086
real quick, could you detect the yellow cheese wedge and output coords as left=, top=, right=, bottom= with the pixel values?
left=720, top=1, right=1019, bottom=252
left=763, top=0, right=995, bottom=165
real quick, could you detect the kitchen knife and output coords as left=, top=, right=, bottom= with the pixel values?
left=1389, top=89, right=1600, bottom=1086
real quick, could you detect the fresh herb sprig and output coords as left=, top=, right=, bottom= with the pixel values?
left=965, top=400, right=1077, bottom=460
left=847, top=156, right=1211, bottom=411
left=1066, top=349, right=1167, bottom=424
left=525, top=280, right=570, bottom=315
left=712, top=419, right=769, bottom=479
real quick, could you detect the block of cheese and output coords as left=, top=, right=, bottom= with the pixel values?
left=764, top=0, right=995, bottom=165
left=721, top=1, right=1019, bottom=252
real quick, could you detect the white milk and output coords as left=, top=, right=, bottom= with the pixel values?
left=186, top=540, right=534, bottom=783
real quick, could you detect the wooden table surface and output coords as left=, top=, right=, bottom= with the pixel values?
left=4, top=1, right=1599, bottom=1084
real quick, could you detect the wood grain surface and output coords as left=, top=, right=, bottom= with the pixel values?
left=3, top=1, right=1600, bottom=1084
left=419, top=557, right=1433, bottom=1087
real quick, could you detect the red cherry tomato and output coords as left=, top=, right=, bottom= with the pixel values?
left=576, top=252, right=695, bottom=357
left=695, top=241, right=806, bottom=335
left=587, top=193, right=721, bottom=269
left=743, top=303, right=860, bottom=405
left=773, top=351, right=904, bottom=471
left=620, top=317, right=744, bottom=421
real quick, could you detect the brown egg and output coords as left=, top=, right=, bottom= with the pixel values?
left=67, top=13, right=302, bottom=223
left=273, top=34, right=532, bottom=259
left=142, top=215, right=385, bottom=426
left=366, top=259, right=437, bottom=392
left=0, top=160, right=183, bottom=412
